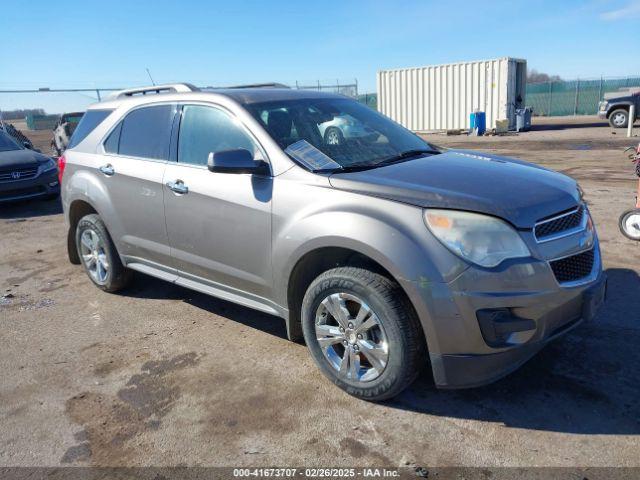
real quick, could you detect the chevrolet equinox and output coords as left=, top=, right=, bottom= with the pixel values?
left=60, top=83, right=606, bottom=400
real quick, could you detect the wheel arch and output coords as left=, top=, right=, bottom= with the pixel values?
left=607, top=103, right=632, bottom=117
left=66, top=199, right=99, bottom=264
left=284, top=244, right=420, bottom=344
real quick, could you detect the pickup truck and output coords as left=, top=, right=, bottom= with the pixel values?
left=598, top=88, right=640, bottom=128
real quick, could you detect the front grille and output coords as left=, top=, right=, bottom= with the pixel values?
left=0, top=185, right=45, bottom=199
left=550, top=249, right=595, bottom=283
left=0, top=166, right=39, bottom=183
left=535, top=206, right=584, bottom=241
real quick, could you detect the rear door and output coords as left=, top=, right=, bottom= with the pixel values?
left=163, top=103, right=273, bottom=299
left=99, top=103, right=177, bottom=274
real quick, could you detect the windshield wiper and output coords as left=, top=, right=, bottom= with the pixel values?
left=315, top=163, right=381, bottom=173
left=316, top=149, right=440, bottom=174
left=375, top=148, right=441, bottom=167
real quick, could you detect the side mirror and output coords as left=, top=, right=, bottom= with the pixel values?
left=207, top=149, right=269, bottom=175
left=23, top=141, right=32, bottom=150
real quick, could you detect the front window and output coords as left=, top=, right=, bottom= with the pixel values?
left=247, top=97, right=439, bottom=171
left=0, top=131, right=22, bottom=152
left=178, top=105, right=258, bottom=166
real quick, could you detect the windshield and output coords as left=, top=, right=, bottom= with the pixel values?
left=246, top=97, right=439, bottom=170
left=0, top=131, right=22, bottom=152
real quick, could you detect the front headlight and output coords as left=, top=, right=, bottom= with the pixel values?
left=424, top=209, right=530, bottom=268
left=40, top=158, right=57, bottom=173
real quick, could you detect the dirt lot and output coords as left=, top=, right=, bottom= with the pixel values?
left=1, top=116, right=639, bottom=468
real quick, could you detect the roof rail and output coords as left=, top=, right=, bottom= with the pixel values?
left=106, top=83, right=200, bottom=100
left=206, top=82, right=290, bottom=90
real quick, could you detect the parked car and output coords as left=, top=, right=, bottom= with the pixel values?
left=51, top=112, right=84, bottom=156
left=60, top=84, right=606, bottom=400
left=0, top=130, right=60, bottom=203
left=318, top=113, right=378, bottom=145
left=598, top=88, right=640, bottom=128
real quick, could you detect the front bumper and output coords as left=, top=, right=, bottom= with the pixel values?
left=434, top=273, right=606, bottom=388
left=401, top=241, right=606, bottom=389
left=0, top=169, right=60, bottom=203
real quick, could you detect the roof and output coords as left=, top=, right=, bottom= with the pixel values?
left=89, top=83, right=345, bottom=110
left=210, top=87, right=344, bottom=104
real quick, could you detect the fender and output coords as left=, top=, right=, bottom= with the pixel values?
left=271, top=198, right=469, bottom=355
left=607, top=100, right=635, bottom=116
left=63, top=159, right=125, bottom=261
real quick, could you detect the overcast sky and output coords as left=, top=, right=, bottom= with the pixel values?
left=2, top=0, right=639, bottom=113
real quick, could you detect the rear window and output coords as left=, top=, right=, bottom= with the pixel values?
left=67, top=109, right=112, bottom=149
left=118, top=105, right=174, bottom=160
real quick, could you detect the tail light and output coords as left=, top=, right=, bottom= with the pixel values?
left=57, top=155, right=66, bottom=183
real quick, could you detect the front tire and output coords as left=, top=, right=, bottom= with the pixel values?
left=609, top=109, right=629, bottom=128
left=301, top=267, right=425, bottom=401
left=619, top=209, right=640, bottom=241
left=75, top=214, right=132, bottom=292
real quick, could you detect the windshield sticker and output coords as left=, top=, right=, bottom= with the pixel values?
left=284, top=140, right=342, bottom=171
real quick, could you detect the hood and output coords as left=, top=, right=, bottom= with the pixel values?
left=328, top=150, right=580, bottom=228
left=0, top=149, right=51, bottom=170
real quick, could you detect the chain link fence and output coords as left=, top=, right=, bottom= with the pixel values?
left=526, top=76, right=640, bottom=116
left=0, top=81, right=368, bottom=123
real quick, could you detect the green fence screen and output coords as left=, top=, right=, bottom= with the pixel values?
left=359, top=76, right=640, bottom=116
left=526, top=76, right=640, bottom=116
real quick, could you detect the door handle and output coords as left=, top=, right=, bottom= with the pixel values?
left=99, top=164, right=115, bottom=176
left=166, top=180, right=189, bottom=194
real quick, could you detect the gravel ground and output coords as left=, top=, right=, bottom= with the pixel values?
left=1, top=116, right=639, bottom=468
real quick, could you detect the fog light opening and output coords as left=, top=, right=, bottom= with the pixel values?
left=477, top=308, right=536, bottom=348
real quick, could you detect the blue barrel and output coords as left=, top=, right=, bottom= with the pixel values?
left=469, top=111, right=486, bottom=136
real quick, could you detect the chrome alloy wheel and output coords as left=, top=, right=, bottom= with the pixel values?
left=623, top=212, right=640, bottom=239
left=612, top=112, right=627, bottom=127
left=315, top=292, right=389, bottom=382
left=79, top=228, right=109, bottom=284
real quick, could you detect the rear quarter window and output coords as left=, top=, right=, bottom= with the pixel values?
left=67, top=109, right=113, bottom=149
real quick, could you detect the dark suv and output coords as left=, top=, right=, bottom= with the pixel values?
left=598, top=88, right=640, bottom=128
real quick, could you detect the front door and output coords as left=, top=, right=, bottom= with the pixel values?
left=163, top=104, right=273, bottom=300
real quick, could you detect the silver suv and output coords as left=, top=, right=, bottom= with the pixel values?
left=61, top=83, right=606, bottom=400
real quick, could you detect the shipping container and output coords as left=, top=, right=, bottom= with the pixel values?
left=377, top=57, right=527, bottom=132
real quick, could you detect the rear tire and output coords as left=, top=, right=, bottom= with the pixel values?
left=619, top=208, right=640, bottom=241
left=75, top=214, right=132, bottom=292
left=609, top=109, right=629, bottom=129
left=301, top=267, right=425, bottom=401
